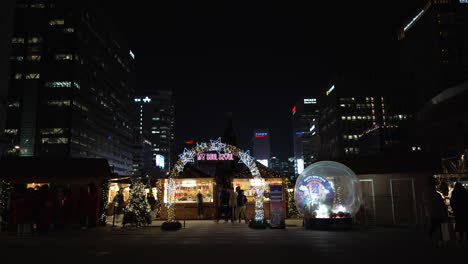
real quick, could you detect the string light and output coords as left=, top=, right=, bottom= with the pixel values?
left=166, top=138, right=265, bottom=223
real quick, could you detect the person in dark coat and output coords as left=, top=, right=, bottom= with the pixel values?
left=450, top=182, right=468, bottom=243
left=196, top=190, right=203, bottom=220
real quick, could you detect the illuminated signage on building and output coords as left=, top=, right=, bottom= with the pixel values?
left=142, top=96, right=151, bottom=103
left=185, top=141, right=194, bottom=144
left=156, top=154, right=165, bottom=169
left=255, top=132, right=268, bottom=138
left=197, top=153, right=234, bottom=161
left=304, top=98, right=317, bottom=104
left=326, top=85, right=335, bottom=96
left=292, top=106, right=297, bottom=115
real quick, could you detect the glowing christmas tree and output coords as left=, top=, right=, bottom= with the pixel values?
left=124, top=178, right=151, bottom=227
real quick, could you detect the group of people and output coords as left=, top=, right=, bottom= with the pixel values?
left=197, top=184, right=249, bottom=223
left=7, top=183, right=99, bottom=235
left=429, top=178, right=468, bottom=246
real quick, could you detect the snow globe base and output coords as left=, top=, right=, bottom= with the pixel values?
left=304, top=217, right=353, bottom=230
left=161, top=221, right=182, bottom=231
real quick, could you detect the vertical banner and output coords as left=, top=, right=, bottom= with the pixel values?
left=270, top=185, right=283, bottom=228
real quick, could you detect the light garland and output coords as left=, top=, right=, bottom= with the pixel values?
left=124, top=178, right=152, bottom=227
left=166, top=138, right=265, bottom=222
left=0, top=180, right=12, bottom=226
left=99, top=180, right=109, bottom=225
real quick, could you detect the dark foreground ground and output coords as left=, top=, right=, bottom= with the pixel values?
left=1, top=220, right=466, bottom=264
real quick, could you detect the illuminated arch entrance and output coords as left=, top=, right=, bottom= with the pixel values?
left=166, top=138, right=266, bottom=222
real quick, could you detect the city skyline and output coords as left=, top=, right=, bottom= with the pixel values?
left=104, top=0, right=424, bottom=159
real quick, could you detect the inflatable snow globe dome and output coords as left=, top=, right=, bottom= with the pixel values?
left=294, top=161, right=362, bottom=219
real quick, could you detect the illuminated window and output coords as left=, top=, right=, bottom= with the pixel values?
left=45, top=81, right=80, bottom=89
left=27, top=55, right=42, bottom=61
left=8, top=102, right=20, bottom=108
left=47, top=100, right=70, bottom=106
left=63, top=28, right=75, bottom=33
left=41, top=128, right=64, bottom=135
left=164, top=178, right=214, bottom=203
left=10, top=56, right=24, bottom=62
left=41, top=137, right=68, bottom=144
left=28, top=37, right=43, bottom=43
left=49, top=19, right=65, bottom=25
left=11, top=37, right=25, bottom=44
left=341, top=116, right=346, bottom=120
left=25, top=73, right=40, bottom=79
left=13, top=73, right=22, bottom=80
left=4, top=129, right=18, bottom=135
left=30, top=3, right=45, bottom=8
left=55, top=54, right=73, bottom=60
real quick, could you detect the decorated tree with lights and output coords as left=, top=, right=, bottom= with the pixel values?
left=123, top=178, right=151, bottom=227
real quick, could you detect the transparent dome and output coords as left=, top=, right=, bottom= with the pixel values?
left=295, top=161, right=362, bottom=219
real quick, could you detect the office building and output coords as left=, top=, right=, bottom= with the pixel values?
left=319, top=81, right=413, bottom=159
left=134, top=90, right=175, bottom=173
left=0, top=0, right=16, bottom=156
left=292, top=97, right=320, bottom=178
left=398, top=0, right=468, bottom=109
left=252, top=129, right=270, bottom=167
left=4, top=1, right=135, bottom=175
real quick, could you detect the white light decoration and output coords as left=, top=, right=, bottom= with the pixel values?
left=178, top=148, right=196, bottom=164
left=208, top=137, right=226, bottom=153
left=166, top=138, right=265, bottom=222
left=239, top=150, right=255, bottom=168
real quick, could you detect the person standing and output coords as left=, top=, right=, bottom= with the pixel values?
left=228, top=185, right=237, bottom=223
left=450, top=182, right=468, bottom=245
left=236, top=190, right=248, bottom=224
left=196, top=190, right=203, bottom=220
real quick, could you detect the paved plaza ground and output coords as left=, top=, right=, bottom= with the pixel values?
left=1, top=220, right=466, bottom=264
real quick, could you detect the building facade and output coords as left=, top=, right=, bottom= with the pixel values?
left=398, top=0, right=468, bottom=110
left=0, top=0, right=16, bottom=156
left=4, top=1, right=135, bottom=176
left=319, top=82, right=413, bottom=159
left=134, top=90, right=175, bottom=173
left=252, top=129, right=271, bottom=167
left=292, top=97, right=320, bottom=179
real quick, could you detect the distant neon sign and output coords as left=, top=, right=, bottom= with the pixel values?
left=197, top=153, right=234, bottom=161
left=255, top=132, right=268, bottom=138
left=292, top=106, right=297, bottom=115
left=185, top=141, right=194, bottom=144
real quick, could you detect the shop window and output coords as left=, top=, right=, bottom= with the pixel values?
left=164, top=178, right=214, bottom=203
left=232, top=179, right=283, bottom=202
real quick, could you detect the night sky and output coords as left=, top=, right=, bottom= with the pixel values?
left=104, top=0, right=425, bottom=160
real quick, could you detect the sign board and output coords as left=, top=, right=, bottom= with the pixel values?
left=270, top=185, right=283, bottom=228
